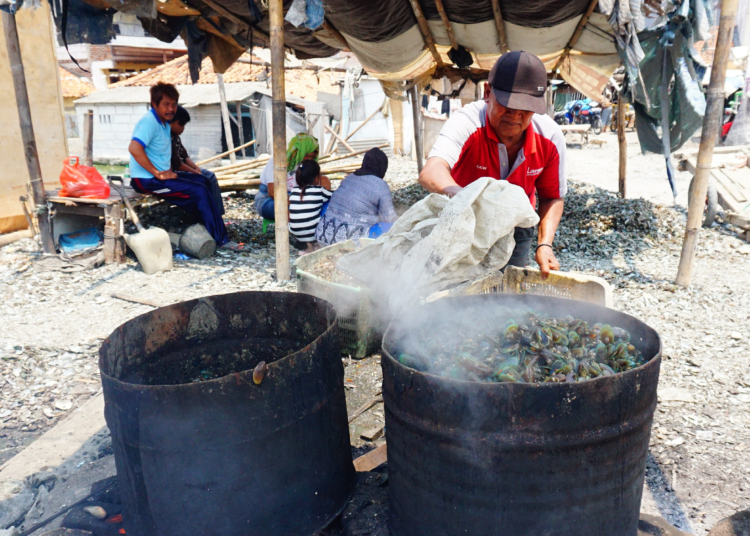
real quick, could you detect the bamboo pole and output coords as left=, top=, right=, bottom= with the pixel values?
left=551, top=0, right=600, bottom=73
left=197, top=140, right=256, bottom=167
left=410, top=85, right=424, bottom=173
left=323, top=122, right=339, bottom=156
left=489, top=0, right=508, bottom=54
left=325, top=124, right=356, bottom=154
left=217, top=74, right=237, bottom=165
left=210, top=149, right=266, bottom=171
left=2, top=10, right=54, bottom=254
left=236, top=103, right=245, bottom=157
left=406, top=0, right=444, bottom=67
left=345, top=99, right=386, bottom=142
left=676, top=0, right=739, bottom=286
left=433, top=0, right=458, bottom=49
left=270, top=0, right=290, bottom=280
left=617, top=96, right=627, bottom=199
left=83, top=110, right=94, bottom=167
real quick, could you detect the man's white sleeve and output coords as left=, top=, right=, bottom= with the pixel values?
left=427, top=101, right=485, bottom=167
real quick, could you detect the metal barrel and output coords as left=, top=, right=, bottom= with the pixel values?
left=381, top=294, right=662, bottom=536
left=99, top=291, right=356, bottom=536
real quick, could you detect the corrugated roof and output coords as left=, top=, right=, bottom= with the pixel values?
left=110, top=51, right=341, bottom=101
left=74, top=81, right=275, bottom=107
left=59, top=67, right=95, bottom=98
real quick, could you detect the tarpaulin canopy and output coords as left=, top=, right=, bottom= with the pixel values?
left=55, top=0, right=626, bottom=99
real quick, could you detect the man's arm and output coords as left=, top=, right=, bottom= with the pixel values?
left=418, top=157, right=463, bottom=197
left=535, top=197, right=564, bottom=279
left=185, top=158, right=202, bottom=174
left=129, top=141, right=177, bottom=180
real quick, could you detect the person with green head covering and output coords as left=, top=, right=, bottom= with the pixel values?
left=254, top=133, right=321, bottom=221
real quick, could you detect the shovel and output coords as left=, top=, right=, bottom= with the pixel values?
left=109, top=176, right=173, bottom=275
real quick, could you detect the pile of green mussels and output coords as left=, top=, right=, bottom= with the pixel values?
left=396, top=312, right=645, bottom=383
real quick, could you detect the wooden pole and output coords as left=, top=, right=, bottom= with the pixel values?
left=325, top=124, right=356, bottom=154
left=676, top=0, right=739, bottom=286
left=2, top=10, right=55, bottom=254
left=217, top=73, right=236, bottom=165
left=83, top=110, right=94, bottom=167
left=345, top=99, right=386, bottom=141
left=617, top=95, right=627, bottom=199
left=406, top=0, right=444, bottom=67
left=269, top=0, right=290, bottom=280
left=196, top=139, right=256, bottom=166
left=433, top=0, right=458, bottom=49
left=489, top=0, right=508, bottom=54
left=551, top=0, right=600, bottom=73
left=410, top=85, right=424, bottom=173
left=236, top=102, right=245, bottom=158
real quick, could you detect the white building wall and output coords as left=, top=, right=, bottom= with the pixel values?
left=180, top=105, right=223, bottom=162
left=346, top=79, right=392, bottom=145
left=75, top=103, right=149, bottom=162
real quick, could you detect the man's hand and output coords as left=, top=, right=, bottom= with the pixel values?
left=419, top=157, right=462, bottom=195
left=535, top=245, right=560, bottom=279
left=443, top=185, right=462, bottom=198
left=155, top=170, right=177, bottom=180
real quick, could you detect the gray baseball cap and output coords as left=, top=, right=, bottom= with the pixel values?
left=488, top=51, right=548, bottom=115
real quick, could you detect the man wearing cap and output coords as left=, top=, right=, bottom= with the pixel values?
left=419, top=51, right=565, bottom=278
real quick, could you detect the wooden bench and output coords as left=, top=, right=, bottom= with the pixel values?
left=46, top=188, right=158, bottom=263
left=559, top=124, right=591, bottom=145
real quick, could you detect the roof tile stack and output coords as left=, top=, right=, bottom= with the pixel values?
left=109, top=52, right=340, bottom=101
left=59, top=67, right=96, bottom=99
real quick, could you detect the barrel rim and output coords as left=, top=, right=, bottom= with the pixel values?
left=99, top=291, right=338, bottom=391
left=381, top=294, right=663, bottom=390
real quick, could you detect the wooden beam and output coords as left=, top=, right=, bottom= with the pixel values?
left=199, top=0, right=270, bottom=42
left=197, top=140, right=257, bottom=167
left=353, top=443, right=387, bottom=472
left=617, top=96, right=627, bottom=198
left=83, top=110, right=94, bottom=167
left=345, top=99, right=386, bottom=141
left=676, top=0, right=739, bottom=286
left=320, top=19, right=350, bottom=51
left=406, top=0, right=444, bottom=67
left=551, top=0, right=600, bottom=73
left=325, top=124, right=355, bottom=154
left=2, top=10, right=55, bottom=254
left=236, top=103, right=245, bottom=157
left=270, top=0, right=290, bottom=280
left=216, top=74, right=236, bottom=165
left=489, top=0, right=508, bottom=54
left=433, top=0, right=458, bottom=49
left=410, top=85, right=424, bottom=172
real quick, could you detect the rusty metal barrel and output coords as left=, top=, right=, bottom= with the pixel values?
left=382, top=294, right=662, bottom=536
left=99, top=292, right=356, bottom=536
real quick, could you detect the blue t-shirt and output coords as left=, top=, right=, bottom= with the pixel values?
left=130, top=108, right=172, bottom=179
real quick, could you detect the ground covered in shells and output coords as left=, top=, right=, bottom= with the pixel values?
left=1, top=131, right=750, bottom=534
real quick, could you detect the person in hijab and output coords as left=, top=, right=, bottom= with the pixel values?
left=316, top=147, right=397, bottom=246
left=255, top=133, right=321, bottom=221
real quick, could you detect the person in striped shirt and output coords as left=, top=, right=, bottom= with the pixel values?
left=288, top=160, right=332, bottom=253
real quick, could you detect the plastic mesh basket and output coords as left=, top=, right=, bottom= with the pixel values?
left=294, top=240, right=384, bottom=358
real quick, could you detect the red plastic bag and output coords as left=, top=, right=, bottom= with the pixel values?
left=59, top=157, right=110, bottom=199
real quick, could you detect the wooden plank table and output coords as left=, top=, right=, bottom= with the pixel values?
left=559, top=124, right=591, bottom=145
left=46, top=188, right=157, bottom=263
left=677, top=145, right=750, bottom=241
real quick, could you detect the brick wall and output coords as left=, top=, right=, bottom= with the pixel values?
left=89, top=45, right=112, bottom=62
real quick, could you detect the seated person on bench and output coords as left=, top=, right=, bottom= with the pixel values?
left=128, top=83, right=239, bottom=250
left=170, top=105, right=225, bottom=216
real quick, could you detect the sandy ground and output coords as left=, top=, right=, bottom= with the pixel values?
left=2, top=131, right=750, bottom=534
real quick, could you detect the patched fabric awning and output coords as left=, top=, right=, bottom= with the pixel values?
left=64, top=0, right=625, bottom=99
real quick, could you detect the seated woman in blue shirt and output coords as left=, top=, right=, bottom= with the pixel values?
left=128, top=83, right=238, bottom=250
left=316, top=147, right=397, bottom=246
